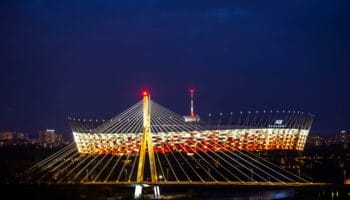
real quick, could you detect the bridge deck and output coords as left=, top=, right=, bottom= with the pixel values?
left=72, top=181, right=327, bottom=187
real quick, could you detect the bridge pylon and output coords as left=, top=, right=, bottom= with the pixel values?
left=136, top=91, right=158, bottom=183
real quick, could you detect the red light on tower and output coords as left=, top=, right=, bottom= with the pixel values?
left=189, top=88, right=195, bottom=94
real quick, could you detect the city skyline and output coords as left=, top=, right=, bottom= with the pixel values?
left=1, top=1, right=350, bottom=136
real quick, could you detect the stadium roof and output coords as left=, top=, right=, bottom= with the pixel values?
left=69, top=100, right=314, bottom=134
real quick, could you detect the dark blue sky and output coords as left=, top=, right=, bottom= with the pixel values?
left=1, top=0, right=349, bottom=137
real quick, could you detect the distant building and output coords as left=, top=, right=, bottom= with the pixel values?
left=0, top=131, right=26, bottom=140
left=55, top=134, right=66, bottom=144
left=335, top=130, right=349, bottom=149
left=305, top=135, right=326, bottom=147
left=39, top=129, right=56, bottom=143
left=14, top=132, right=25, bottom=140
left=305, top=130, right=350, bottom=149
left=0, top=129, right=70, bottom=149
left=0, top=131, right=14, bottom=140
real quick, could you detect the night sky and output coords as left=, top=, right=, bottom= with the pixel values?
left=1, top=0, right=349, bottom=137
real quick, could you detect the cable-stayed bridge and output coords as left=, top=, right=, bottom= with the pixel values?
left=17, top=92, right=321, bottom=198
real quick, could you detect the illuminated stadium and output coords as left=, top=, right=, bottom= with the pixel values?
left=70, top=91, right=313, bottom=155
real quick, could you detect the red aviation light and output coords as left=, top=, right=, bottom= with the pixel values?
left=142, top=91, right=149, bottom=96
left=189, top=88, right=195, bottom=94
